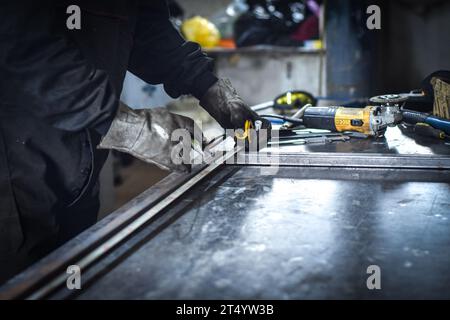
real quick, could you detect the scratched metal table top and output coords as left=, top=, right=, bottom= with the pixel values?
left=70, top=124, right=450, bottom=299
left=72, top=165, right=450, bottom=299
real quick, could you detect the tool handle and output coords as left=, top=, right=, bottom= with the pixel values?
left=402, top=110, right=428, bottom=124
left=402, top=110, right=450, bottom=135
left=414, top=123, right=445, bottom=140
left=426, top=116, right=450, bottom=135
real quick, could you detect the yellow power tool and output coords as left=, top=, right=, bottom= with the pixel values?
left=272, top=92, right=404, bottom=137
left=301, top=105, right=393, bottom=137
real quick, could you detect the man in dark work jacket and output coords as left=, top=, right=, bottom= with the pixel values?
left=0, top=0, right=268, bottom=284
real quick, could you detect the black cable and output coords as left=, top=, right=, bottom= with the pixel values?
left=259, top=114, right=304, bottom=125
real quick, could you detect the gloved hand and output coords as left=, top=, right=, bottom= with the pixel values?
left=98, top=102, right=205, bottom=172
left=199, top=78, right=271, bottom=132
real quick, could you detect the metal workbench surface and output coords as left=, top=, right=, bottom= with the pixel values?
left=76, top=166, right=450, bottom=300
left=1, top=126, right=449, bottom=299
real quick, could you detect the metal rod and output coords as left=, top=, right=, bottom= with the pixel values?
left=251, top=101, right=273, bottom=112
left=240, top=152, right=450, bottom=169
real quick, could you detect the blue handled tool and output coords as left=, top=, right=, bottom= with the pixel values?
left=402, top=110, right=450, bottom=135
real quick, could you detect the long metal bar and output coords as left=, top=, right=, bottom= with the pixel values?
left=26, top=148, right=242, bottom=300
left=0, top=170, right=198, bottom=299
left=238, top=152, right=450, bottom=169
left=251, top=101, right=273, bottom=112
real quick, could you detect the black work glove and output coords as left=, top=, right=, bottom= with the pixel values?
left=199, top=78, right=271, bottom=132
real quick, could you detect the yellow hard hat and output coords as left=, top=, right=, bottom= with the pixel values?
left=181, top=16, right=220, bottom=48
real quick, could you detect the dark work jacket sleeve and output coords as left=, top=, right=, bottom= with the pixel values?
left=128, top=0, right=218, bottom=100
left=0, top=1, right=118, bottom=135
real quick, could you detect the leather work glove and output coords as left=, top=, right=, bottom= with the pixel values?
left=199, top=78, right=271, bottom=132
left=98, top=103, right=205, bottom=172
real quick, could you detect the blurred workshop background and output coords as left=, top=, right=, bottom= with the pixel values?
left=102, top=0, right=450, bottom=219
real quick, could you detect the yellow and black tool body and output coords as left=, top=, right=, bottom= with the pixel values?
left=272, top=92, right=403, bottom=137
left=302, top=104, right=404, bottom=137
left=302, top=106, right=376, bottom=136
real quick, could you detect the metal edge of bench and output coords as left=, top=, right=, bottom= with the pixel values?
left=0, top=169, right=201, bottom=299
